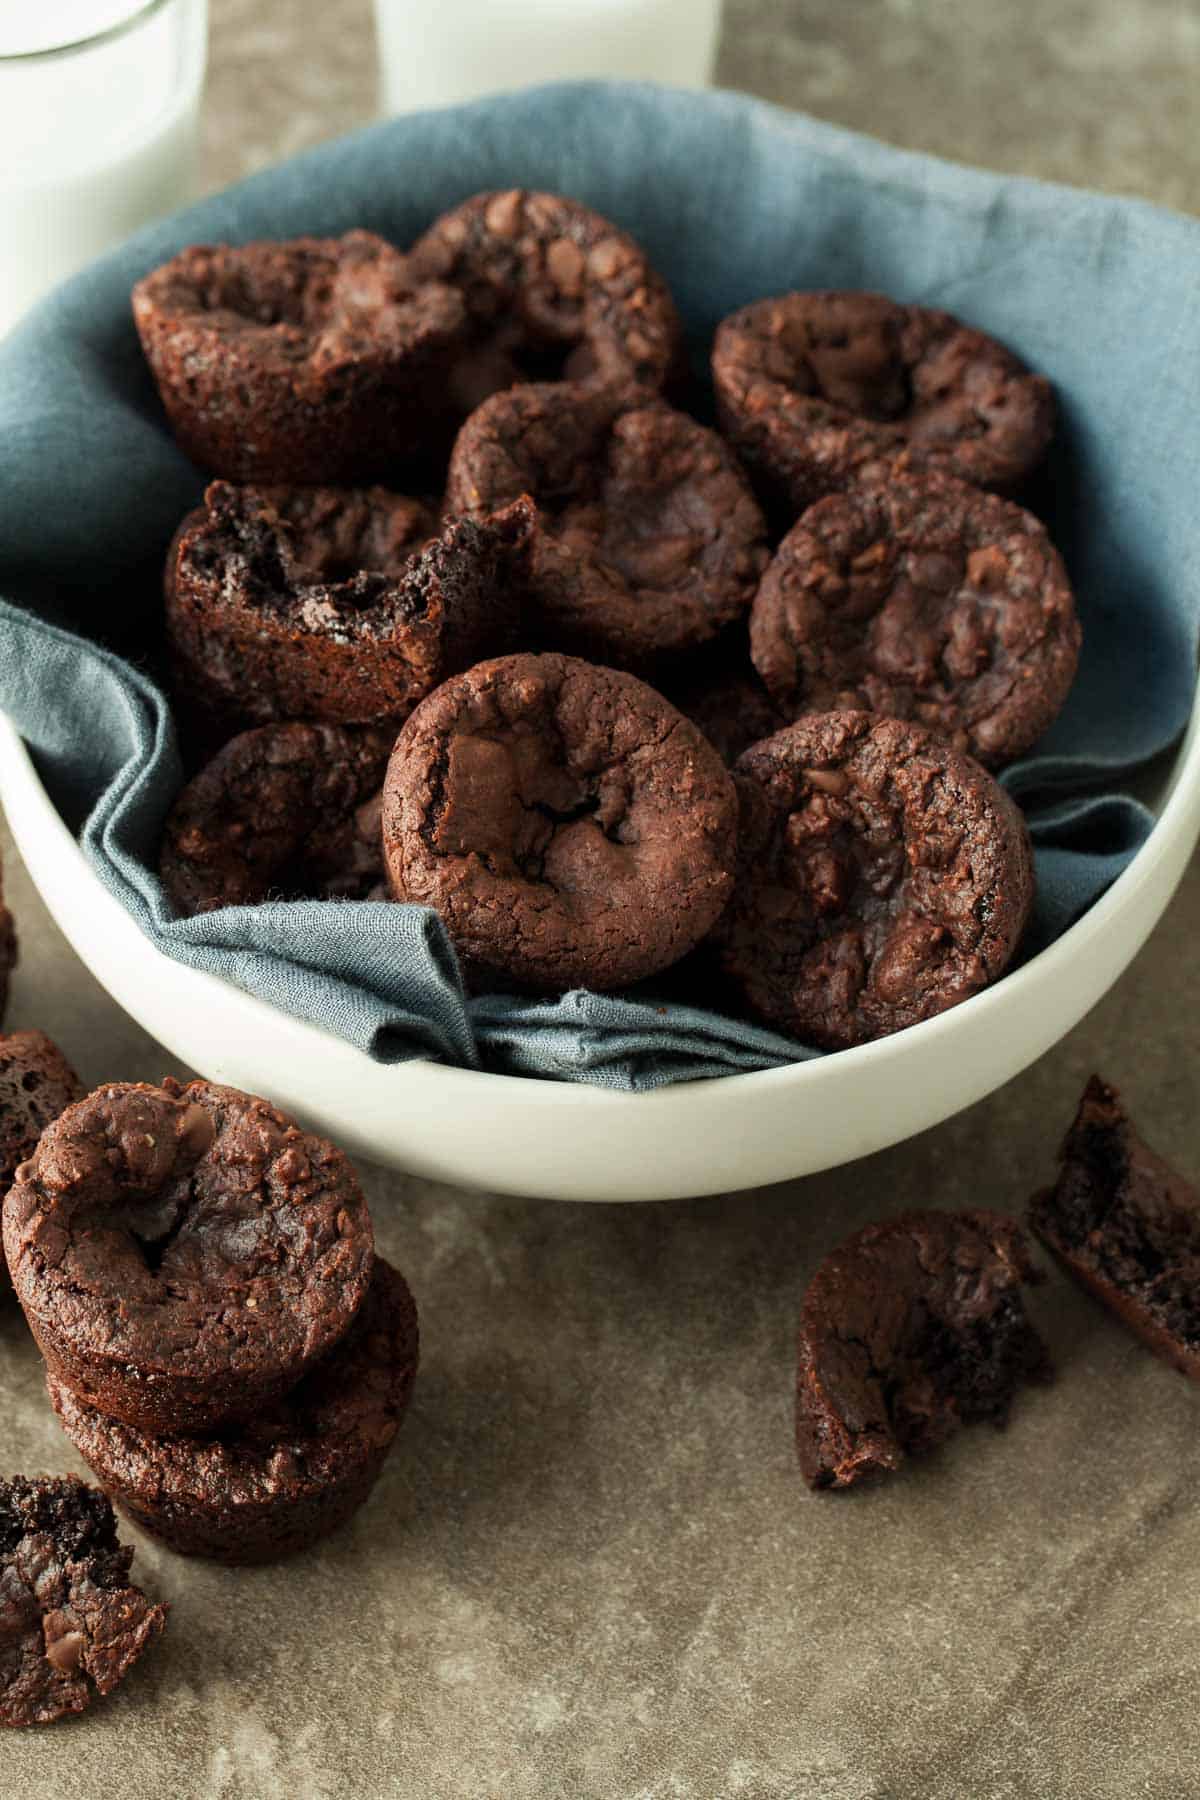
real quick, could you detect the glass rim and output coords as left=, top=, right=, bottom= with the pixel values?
left=0, top=0, right=175, bottom=64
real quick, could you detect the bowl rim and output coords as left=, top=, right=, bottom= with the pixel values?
left=3, top=678, right=1199, bottom=1111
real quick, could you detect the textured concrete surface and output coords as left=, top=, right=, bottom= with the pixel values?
left=4, top=2, right=1200, bottom=1796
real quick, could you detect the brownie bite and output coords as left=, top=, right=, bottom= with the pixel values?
left=132, top=231, right=466, bottom=482
left=50, top=1258, right=419, bottom=1565
left=0, top=1031, right=84, bottom=1297
left=165, top=482, right=533, bottom=735
left=1030, top=1077, right=1200, bottom=1380
left=750, top=473, right=1080, bottom=768
left=665, top=658, right=787, bottom=768
left=713, top=290, right=1055, bottom=516
left=409, top=189, right=682, bottom=420
left=0, top=1475, right=166, bottom=1727
left=446, top=381, right=769, bottom=670
left=160, top=722, right=392, bottom=916
left=716, top=712, right=1034, bottom=1049
left=796, top=1210, right=1051, bottom=1490
left=4, top=1079, right=374, bottom=1435
left=382, top=652, right=738, bottom=993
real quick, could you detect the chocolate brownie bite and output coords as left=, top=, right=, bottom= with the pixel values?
left=160, top=722, right=392, bottom=916
left=0, top=1475, right=166, bottom=1727
left=717, top=712, right=1033, bottom=1049
left=796, top=1210, right=1050, bottom=1491
left=1030, top=1077, right=1200, bottom=1380
left=132, top=232, right=466, bottom=482
left=750, top=474, right=1081, bottom=768
left=4, top=1079, right=374, bottom=1435
left=408, top=189, right=682, bottom=420
left=0, top=1031, right=84, bottom=1297
left=446, top=381, right=769, bottom=670
left=166, top=481, right=533, bottom=735
left=382, top=652, right=738, bottom=993
left=713, top=291, right=1055, bottom=516
left=665, top=659, right=786, bottom=767
left=49, top=1258, right=418, bottom=1565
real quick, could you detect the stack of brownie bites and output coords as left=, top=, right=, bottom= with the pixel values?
left=3, top=1079, right=418, bottom=1567
left=139, top=190, right=1081, bottom=1047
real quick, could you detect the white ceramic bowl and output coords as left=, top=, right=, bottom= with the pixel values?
left=2, top=701, right=1198, bottom=1200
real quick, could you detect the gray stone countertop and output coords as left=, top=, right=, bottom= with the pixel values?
left=4, top=2, right=1200, bottom=1795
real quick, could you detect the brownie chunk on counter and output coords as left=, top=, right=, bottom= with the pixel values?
left=409, top=189, right=682, bottom=420
left=446, top=381, right=768, bottom=669
left=796, top=1210, right=1051, bottom=1490
left=166, top=482, right=533, bottom=734
left=4, top=1079, right=374, bottom=1435
left=382, top=653, right=738, bottom=993
left=160, top=722, right=392, bottom=915
left=50, top=1258, right=418, bottom=1565
left=717, top=712, right=1033, bottom=1049
left=1030, top=1077, right=1200, bottom=1380
left=0, top=1031, right=84, bottom=1296
left=0, top=1475, right=166, bottom=1727
left=750, top=473, right=1080, bottom=769
left=713, top=290, right=1054, bottom=515
left=132, top=231, right=466, bottom=482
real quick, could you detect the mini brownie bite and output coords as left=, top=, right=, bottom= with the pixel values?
left=717, top=712, right=1033, bottom=1049
left=0, top=1031, right=84, bottom=1297
left=713, top=290, right=1055, bottom=515
left=408, top=189, right=682, bottom=420
left=4, top=1079, right=374, bottom=1435
left=446, top=381, right=769, bottom=670
left=50, top=1258, right=418, bottom=1565
left=160, top=722, right=392, bottom=916
left=132, top=231, right=466, bottom=482
left=166, top=482, right=534, bottom=735
left=796, top=1210, right=1051, bottom=1491
left=0, top=1475, right=166, bottom=1728
left=750, top=474, right=1080, bottom=768
left=382, top=653, right=738, bottom=993
left=665, top=659, right=787, bottom=768
left=1030, top=1077, right=1200, bottom=1380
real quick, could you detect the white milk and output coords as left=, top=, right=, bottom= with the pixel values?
left=0, top=0, right=208, bottom=340
left=373, top=0, right=721, bottom=115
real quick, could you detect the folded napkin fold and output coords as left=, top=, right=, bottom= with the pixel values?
left=1, top=83, right=1196, bottom=1088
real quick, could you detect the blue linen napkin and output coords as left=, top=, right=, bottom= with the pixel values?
left=0, top=82, right=1196, bottom=1089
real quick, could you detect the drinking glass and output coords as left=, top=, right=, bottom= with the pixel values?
left=373, top=0, right=722, bottom=116
left=0, top=0, right=208, bottom=339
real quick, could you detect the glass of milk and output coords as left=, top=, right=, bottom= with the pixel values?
left=0, top=0, right=208, bottom=341
left=374, top=0, right=722, bottom=115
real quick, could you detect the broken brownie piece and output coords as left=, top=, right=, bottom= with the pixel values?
left=0, top=1475, right=166, bottom=1727
left=795, top=1209, right=1051, bottom=1490
left=1030, top=1076, right=1200, bottom=1380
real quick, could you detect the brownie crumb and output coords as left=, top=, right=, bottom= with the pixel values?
left=795, top=1209, right=1051, bottom=1490
left=1030, top=1076, right=1200, bottom=1380
left=0, top=1475, right=166, bottom=1727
